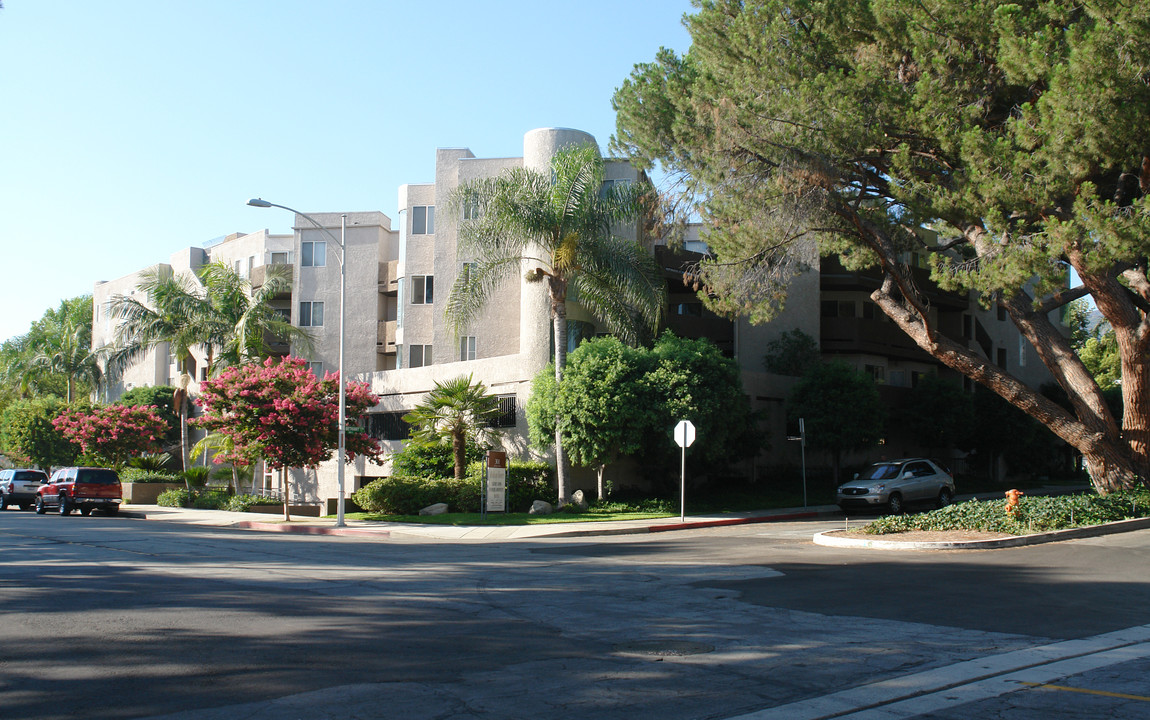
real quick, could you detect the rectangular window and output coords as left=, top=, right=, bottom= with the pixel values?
left=488, top=394, right=518, bottom=428
left=862, top=302, right=876, bottom=320
left=409, top=344, right=432, bottom=368
left=997, top=305, right=1007, bottom=322
left=997, top=348, right=1008, bottom=367
left=234, top=259, right=243, bottom=276
left=675, top=302, right=703, bottom=317
left=462, top=195, right=481, bottom=221
left=271, top=251, right=290, bottom=265
left=1019, top=336, right=1027, bottom=367
left=365, top=412, right=411, bottom=441
left=838, top=300, right=856, bottom=318
left=308, top=361, right=324, bottom=377
left=300, top=301, right=324, bottom=327
left=302, top=241, right=326, bottom=267
left=599, top=178, right=632, bottom=199
left=864, top=364, right=885, bottom=382
left=460, top=336, right=477, bottom=361
left=247, top=256, right=255, bottom=276
left=460, top=262, right=477, bottom=286
left=411, top=275, right=434, bottom=305
left=412, top=206, right=435, bottom=235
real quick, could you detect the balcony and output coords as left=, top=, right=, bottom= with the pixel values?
left=376, top=320, right=397, bottom=354
left=250, top=264, right=294, bottom=296
left=379, top=260, right=399, bottom=295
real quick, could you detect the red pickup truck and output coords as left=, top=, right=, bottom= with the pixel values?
left=35, top=467, right=122, bottom=516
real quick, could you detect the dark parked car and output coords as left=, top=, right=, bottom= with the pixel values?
left=836, top=458, right=955, bottom=514
left=35, top=467, right=123, bottom=516
left=0, top=468, right=48, bottom=510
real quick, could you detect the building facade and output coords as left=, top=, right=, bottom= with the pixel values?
left=94, top=127, right=1068, bottom=510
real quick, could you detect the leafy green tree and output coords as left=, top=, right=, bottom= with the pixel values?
left=763, top=329, right=821, bottom=377
left=0, top=397, right=78, bottom=472
left=1, top=297, right=98, bottom=403
left=898, top=376, right=974, bottom=457
left=117, top=385, right=179, bottom=446
left=444, top=144, right=666, bottom=503
left=788, top=362, right=884, bottom=483
left=613, top=0, right=1150, bottom=493
left=553, top=338, right=656, bottom=500
left=390, top=439, right=485, bottom=480
left=638, top=333, right=760, bottom=486
left=402, top=375, right=501, bottom=481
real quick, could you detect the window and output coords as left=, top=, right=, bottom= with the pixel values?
left=838, top=301, right=856, bottom=318
left=862, top=302, right=876, bottom=320
left=308, top=361, right=324, bottom=377
left=997, top=348, right=1008, bottom=367
left=460, top=336, right=477, bottom=361
left=409, top=344, right=432, bottom=368
left=864, top=364, right=885, bottom=382
left=234, top=259, right=243, bottom=277
left=821, top=300, right=838, bottom=317
left=273, top=307, right=291, bottom=322
left=412, top=205, right=435, bottom=234
left=365, top=412, right=411, bottom=441
left=460, top=262, right=477, bottom=286
left=302, top=241, right=326, bottom=267
left=462, top=194, right=481, bottom=221
left=411, top=275, right=434, bottom=305
left=247, top=256, right=255, bottom=276
left=599, top=178, right=632, bottom=199
left=674, top=302, right=703, bottom=317
left=997, top=305, right=1007, bottom=322
left=1019, top=336, right=1028, bottom=367
left=270, top=251, right=290, bottom=265
left=300, top=301, right=324, bottom=327
left=489, top=394, right=518, bottom=428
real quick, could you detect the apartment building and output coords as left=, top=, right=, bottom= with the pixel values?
left=94, top=126, right=1067, bottom=510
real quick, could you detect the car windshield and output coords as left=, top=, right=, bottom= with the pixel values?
left=858, top=463, right=902, bottom=481
left=76, top=469, right=119, bottom=485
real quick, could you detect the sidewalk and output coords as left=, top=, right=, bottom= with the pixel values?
left=119, top=503, right=843, bottom=541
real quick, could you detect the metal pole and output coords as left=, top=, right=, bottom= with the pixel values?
left=336, top=214, right=347, bottom=528
left=680, top=443, right=686, bottom=523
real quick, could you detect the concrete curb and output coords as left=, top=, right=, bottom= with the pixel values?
left=813, top=516, right=1150, bottom=550
left=234, top=521, right=391, bottom=538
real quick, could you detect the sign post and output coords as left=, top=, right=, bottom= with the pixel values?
left=484, top=451, right=507, bottom=519
left=674, top=420, right=696, bottom=523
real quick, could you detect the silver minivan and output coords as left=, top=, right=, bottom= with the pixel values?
left=836, top=458, right=955, bottom=514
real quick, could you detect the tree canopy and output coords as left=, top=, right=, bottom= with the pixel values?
left=614, top=0, right=1150, bottom=492
left=402, top=374, right=502, bottom=480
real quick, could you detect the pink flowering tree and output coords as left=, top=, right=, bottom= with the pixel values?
left=192, top=356, right=382, bottom=515
left=52, top=404, right=166, bottom=468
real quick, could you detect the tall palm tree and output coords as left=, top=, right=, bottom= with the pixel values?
left=444, top=144, right=665, bottom=502
left=31, top=319, right=102, bottom=404
left=403, top=374, right=503, bottom=481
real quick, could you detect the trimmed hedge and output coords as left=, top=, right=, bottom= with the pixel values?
left=863, top=489, right=1150, bottom=535
left=352, top=459, right=555, bottom=515
left=155, top=488, right=278, bottom=511
left=120, top=468, right=182, bottom=484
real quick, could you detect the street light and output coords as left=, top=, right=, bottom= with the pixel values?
left=247, top=198, right=349, bottom=528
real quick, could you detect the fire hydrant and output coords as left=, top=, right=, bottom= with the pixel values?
left=1005, top=488, right=1024, bottom=516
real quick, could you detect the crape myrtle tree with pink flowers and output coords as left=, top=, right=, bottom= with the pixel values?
left=52, top=404, right=166, bottom=470
left=192, top=356, right=382, bottom=519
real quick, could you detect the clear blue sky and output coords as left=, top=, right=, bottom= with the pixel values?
left=0, top=0, right=694, bottom=342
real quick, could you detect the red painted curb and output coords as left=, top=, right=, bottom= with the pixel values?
left=234, top=521, right=390, bottom=538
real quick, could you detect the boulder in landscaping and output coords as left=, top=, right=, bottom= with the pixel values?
left=529, top=500, right=553, bottom=515
left=419, top=503, right=449, bottom=516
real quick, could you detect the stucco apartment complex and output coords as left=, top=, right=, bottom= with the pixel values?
left=93, top=127, right=1065, bottom=509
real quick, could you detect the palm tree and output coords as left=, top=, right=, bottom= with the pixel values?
left=402, top=375, right=502, bottom=480
left=105, top=263, right=314, bottom=471
left=444, top=144, right=665, bottom=502
left=31, top=319, right=102, bottom=404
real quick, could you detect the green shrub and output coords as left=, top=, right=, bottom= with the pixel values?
left=120, top=468, right=182, bottom=484
left=182, top=466, right=212, bottom=487
left=223, top=494, right=282, bottom=512
left=391, top=440, right=485, bottom=478
left=352, top=459, right=556, bottom=515
left=863, top=489, right=1150, bottom=535
left=156, top=487, right=195, bottom=507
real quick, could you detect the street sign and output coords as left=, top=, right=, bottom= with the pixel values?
left=674, top=419, right=696, bottom=448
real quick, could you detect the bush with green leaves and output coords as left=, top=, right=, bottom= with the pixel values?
left=155, top=487, right=232, bottom=509
left=156, top=487, right=195, bottom=508
left=119, top=468, right=181, bottom=484
left=863, top=489, right=1150, bottom=536
left=352, top=459, right=555, bottom=515
left=390, top=439, right=485, bottom=479
left=222, top=494, right=281, bottom=512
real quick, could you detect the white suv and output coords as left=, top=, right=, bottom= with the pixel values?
left=0, top=468, right=49, bottom=511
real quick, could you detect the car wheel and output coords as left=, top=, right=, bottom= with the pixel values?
left=886, top=493, right=904, bottom=515
left=80, top=506, right=92, bottom=517
left=58, top=495, right=71, bottom=516
left=0, top=494, right=7, bottom=511
left=937, top=487, right=954, bottom=508
left=105, top=505, right=119, bottom=516
left=35, top=496, right=46, bottom=514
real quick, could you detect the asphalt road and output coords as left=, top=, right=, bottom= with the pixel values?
left=2, top=511, right=1148, bottom=719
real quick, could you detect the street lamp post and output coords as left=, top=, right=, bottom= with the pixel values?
left=247, top=198, right=349, bottom=528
